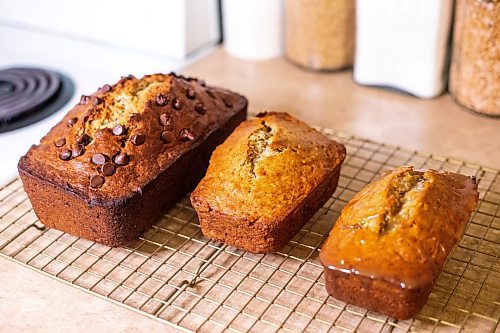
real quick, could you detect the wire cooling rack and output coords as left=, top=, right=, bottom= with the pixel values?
left=0, top=129, right=499, bottom=333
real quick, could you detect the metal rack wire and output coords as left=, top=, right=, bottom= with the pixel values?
left=0, top=129, right=498, bottom=333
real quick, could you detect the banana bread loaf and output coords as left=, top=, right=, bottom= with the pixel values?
left=320, top=166, right=479, bottom=319
left=191, top=112, right=346, bottom=253
left=18, top=73, right=247, bottom=247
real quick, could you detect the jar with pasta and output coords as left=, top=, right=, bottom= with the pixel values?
left=285, top=0, right=355, bottom=71
left=450, top=0, right=499, bottom=116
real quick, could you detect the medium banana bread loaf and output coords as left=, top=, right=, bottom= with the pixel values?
left=18, top=73, right=247, bottom=247
left=191, top=112, right=346, bottom=253
left=320, top=166, right=479, bottom=319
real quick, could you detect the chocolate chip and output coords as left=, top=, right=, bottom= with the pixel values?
left=194, top=103, right=206, bottom=115
left=130, top=134, right=145, bottom=146
left=67, top=117, right=78, bottom=127
left=90, top=175, right=105, bottom=188
left=99, top=84, right=112, bottom=93
left=112, top=124, right=125, bottom=136
left=206, top=90, right=216, bottom=99
left=180, top=128, right=194, bottom=141
left=186, top=89, right=195, bottom=99
left=161, top=131, right=175, bottom=144
left=59, top=149, right=72, bottom=161
left=114, top=153, right=130, bottom=166
left=72, top=144, right=84, bottom=157
left=223, top=98, right=233, bottom=108
left=159, top=113, right=171, bottom=126
left=173, top=98, right=182, bottom=110
left=76, top=134, right=91, bottom=146
left=93, top=97, right=104, bottom=106
left=79, top=95, right=90, bottom=105
left=92, top=153, right=107, bottom=165
left=121, top=74, right=135, bottom=80
left=199, top=80, right=206, bottom=87
left=156, top=93, right=168, bottom=106
left=54, top=138, right=66, bottom=147
left=102, top=162, right=115, bottom=176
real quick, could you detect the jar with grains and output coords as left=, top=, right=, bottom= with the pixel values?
left=450, top=0, right=499, bottom=116
left=285, top=0, right=355, bottom=71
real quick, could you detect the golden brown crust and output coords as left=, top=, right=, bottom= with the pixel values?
left=320, top=166, right=479, bottom=319
left=19, top=73, right=246, bottom=201
left=18, top=73, right=247, bottom=246
left=191, top=112, right=346, bottom=253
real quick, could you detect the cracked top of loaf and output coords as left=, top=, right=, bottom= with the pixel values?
left=320, top=166, right=479, bottom=289
left=18, top=73, right=247, bottom=201
left=191, top=112, right=346, bottom=225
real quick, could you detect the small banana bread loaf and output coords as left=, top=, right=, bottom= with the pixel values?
left=18, top=73, right=247, bottom=247
left=320, top=166, right=479, bottom=319
left=191, top=112, right=346, bottom=253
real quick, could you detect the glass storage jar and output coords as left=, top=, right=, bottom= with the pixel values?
left=450, top=0, right=499, bottom=116
left=285, top=0, right=355, bottom=71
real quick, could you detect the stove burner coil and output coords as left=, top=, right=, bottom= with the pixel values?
left=0, top=68, right=74, bottom=133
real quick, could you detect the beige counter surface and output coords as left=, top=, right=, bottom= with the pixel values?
left=1, top=48, right=499, bottom=332
left=184, top=49, right=500, bottom=169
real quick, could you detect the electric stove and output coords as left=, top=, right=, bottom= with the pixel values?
left=0, top=67, right=74, bottom=132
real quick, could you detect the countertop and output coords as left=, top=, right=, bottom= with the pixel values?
left=184, top=49, right=500, bottom=169
left=1, top=48, right=499, bottom=332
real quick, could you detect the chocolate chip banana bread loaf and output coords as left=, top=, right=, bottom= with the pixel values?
left=191, top=112, right=346, bottom=253
left=18, top=73, right=247, bottom=247
left=320, top=166, right=479, bottom=319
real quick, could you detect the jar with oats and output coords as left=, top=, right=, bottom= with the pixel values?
left=450, top=0, right=499, bottom=116
left=285, top=0, right=355, bottom=71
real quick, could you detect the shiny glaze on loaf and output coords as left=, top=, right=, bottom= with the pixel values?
left=320, top=166, right=479, bottom=290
